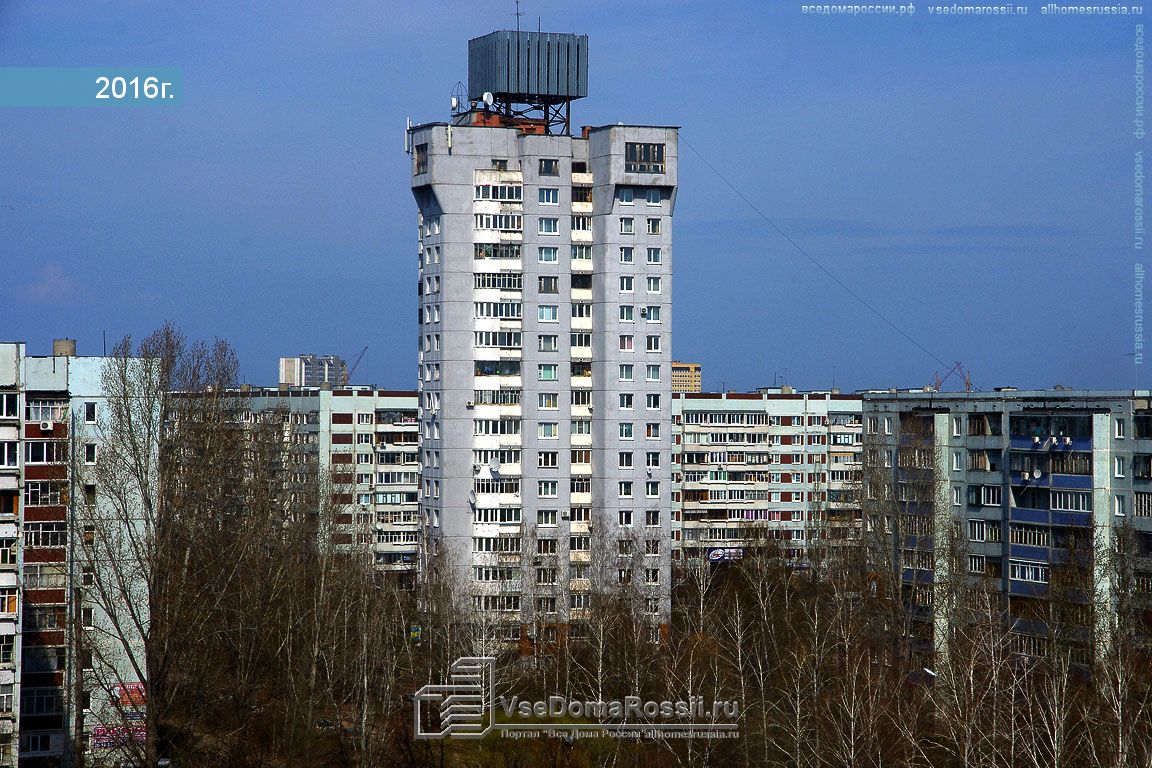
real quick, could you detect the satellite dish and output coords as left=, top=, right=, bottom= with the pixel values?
left=482, top=91, right=495, bottom=108
left=1032, top=469, right=1042, bottom=480
left=489, top=456, right=502, bottom=474
left=450, top=96, right=459, bottom=111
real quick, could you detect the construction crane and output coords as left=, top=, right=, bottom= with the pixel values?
left=931, top=361, right=973, bottom=393
left=347, top=346, right=368, bottom=383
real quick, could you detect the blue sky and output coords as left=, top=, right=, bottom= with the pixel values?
left=0, top=1, right=1141, bottom=392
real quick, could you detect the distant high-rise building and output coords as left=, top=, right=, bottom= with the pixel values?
left=279, top=355, right=348, bottom=388
left=409, top=29, right=677, bottom=641
left=671, top=361, right=702, bottom=393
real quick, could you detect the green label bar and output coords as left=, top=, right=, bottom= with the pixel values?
left=0, top=68, right=182, bottom=107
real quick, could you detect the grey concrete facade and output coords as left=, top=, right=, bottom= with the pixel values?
left=410, top=120, right=678, bottom=639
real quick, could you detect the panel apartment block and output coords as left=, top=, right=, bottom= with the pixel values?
left=672, top=390, right=863, bottom=564
left=862, top=388, right=1152, bottom=662
left=409, top=64, right=678, bottom=640
left=232, top=387, right=420, bottom=582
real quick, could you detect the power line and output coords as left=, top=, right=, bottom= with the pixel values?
left=679, top=135, right=951, bottom=371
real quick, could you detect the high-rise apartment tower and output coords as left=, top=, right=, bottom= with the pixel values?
left=409, top=31, right=678, bottom=642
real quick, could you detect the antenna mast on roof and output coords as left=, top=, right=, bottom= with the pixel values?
left=514, top=0, right=522, bottom=32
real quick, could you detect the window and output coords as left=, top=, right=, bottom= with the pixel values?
left=83, top=402, right=97, bottom=423
left=84, top=444, right=97, bottom=464
left=620, top=423, right=634, bottom=439
left=969, top=554, right=986, bottom=575
left=644, top=306, right=661, bottom=322
left=646, top=218, right=661, bottom=235
left=1010, top=560, right=1049, bottom=583
left=571, top=244, right=591, bottom=261
left=619, top=451, right=634, bottom=468
left=537, top=567, right=557, bottom=584
left=646, top=481, right=660, bottom=497
left=620, top=246, right=635, bottom=264
left=539, top=335, right=558, bottom=352
left=571, top=215, right=591, bottom=231
left=414, top=143, right=428, bottom=174
left=646, top=335, right=661, bottom=352
left=474, top=213, right=523, bottom=231
left=646, top=452, right=660, bottom=468
left=646, top=188, right=661, bottom=205
left=620, top=276, right=634, bottom=292
left=619, top=364, right=634, bottom=382
left=0, top=443, right=15, bottom=468
left=539, top=276, right=559, bottom=294
left=539, top=187, right=559, bottom=205
left=538, top=480, right=558, bottom=498
left=0, top=394, right=16, bottom=419
left=1116, top=494, right=1128, bottom=517
left=572, top=302, right=591, bottom=318
left=539, top=393, right=558, bottom=410
left=0, top=589, right=14, bottom=615
left=537, top=509, right=557, bottom=525
left=1117, top=418, right=1127, bottom=439
left=620, top=394, right=634, bottom=409
left=620, top=305, right=634, bottom=321
left=571, top=332, right=591, bottom=348
left=539, top=217, right=559, bottom=235
left=645, top=509, right=660, bottom=526
left=537, top=539, right=558, bottom=554
left=572, top=185, right=592, bottom=202
left=25, top=442, right=66, bottom=464
left=538, top=305, right=558, bottom=322
left=646, top=364, right=660, bottom=381
left=619, top=335, right=634, bottom=352
left=646, top=276, right=661, bottom=293
left=571, top=449, right=591, bottom=464
left=625, top=142, right=666, bottom=174
left=572, top=419, right=591, bottom=435
left=619, top=509, right=634, bottom=526
left=539, top=158, right=559, bottom=176
left=645, top=568, right=660, bottom=584
left=620, top=217, right=635, bottom=235
left=474, top=183, right=522, bottom=201
left=619, top=187, right=634, bottom=205
left=539, top=246, right=558, bottom=263
left=647, top=247, right=661, bottom=264
left=1116, top=457, right=1126, bottom=478
left=646, top=394, right=661, bottom=409
left=538, top=422, right=559, bottom=439
left=619, top=481, right=634, bottom=498
left=570, top=535, right=590, bottom=551
left=539, top=364, right=558, bottom=381
left=646, top=423, right=661, bottom=439
left=538, top=452, right=558, bottom=469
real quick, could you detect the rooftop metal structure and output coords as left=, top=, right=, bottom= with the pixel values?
left=466, top=30, right=588, bottom=134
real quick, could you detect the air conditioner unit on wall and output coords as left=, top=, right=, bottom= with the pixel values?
left=39, top=421, right=53, bottom=432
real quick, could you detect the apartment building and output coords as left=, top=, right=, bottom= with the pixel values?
left=232, top=386, right=420, bottom=581
left=278, top=355, right=348, bottom=388
left=670, top=361, right=702, bottom=394
left=409, top=30, right=677, bottom=641
left=0, top=340, right=150, bottom=768
left=862, top=389, right=1152, bottom=661
left=672, top=390, right=864, bottom=565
